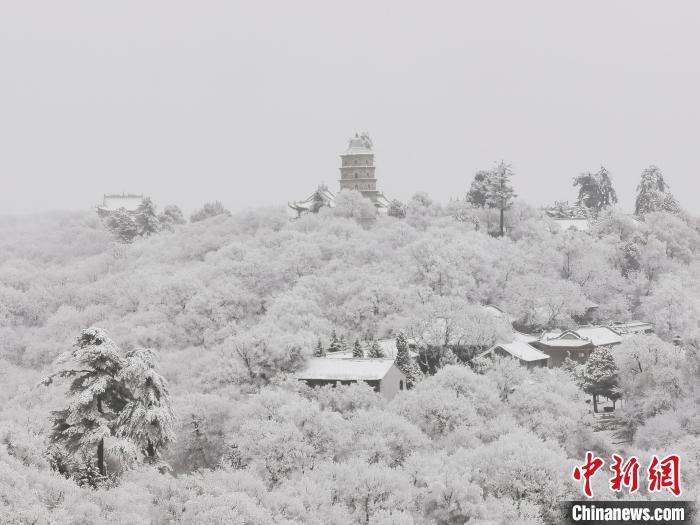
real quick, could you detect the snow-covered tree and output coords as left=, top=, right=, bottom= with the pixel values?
left=115, top=348, right=175, bottom=466
left=394, top=333, right=421, bottom=388
left=352, top=339, right=364, bottom=358
left=105, top=209, right=138, bottom=243
left=573, top=166, right=618, bottom=217
left=314, top=339, right=326, bottom=357
left=43, top=328, right=130, bottom=478
left=466, top=170, right=491, bottom=208
left=366, top=340, right=385, bottom=358
left=134, top=197, right=160, bottom=237
left=635, top=165, right=680, bottom=216
left=158, top=205, right=186, bottom=230
left=580, top=347, right=620, bottom=412
left=327, top=330, right=343, bottom=353
left=190, top=201, right=231, bottom=222
left=387, top=199, right=407, bottom=218
left=471, top=162, right=516, bottom=237
left=73, top=448, right=104, bottom=489
left=331, top=190, right=376, bottom=221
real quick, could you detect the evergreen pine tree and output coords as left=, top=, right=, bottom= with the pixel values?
left=43, top=328, right=130, bottom=477
left=352, top=339, right=364, bottom=358
left=105, top=209, right=139, bottom=243
left=134, top=197, right=160, bottom=236
left=115, top=348, right=175, bottom=465
left=183, top=414, right=215, bottom=470
left=394, top=333, right=422, bottom=388
left=314, top=339, right=326, bottom=357
left=43, top=328, right=176, bottom=479
left=573, top=166, right=618, bottom=217
left=328, top=330, right=343, bottom=353
left=367, top=339, right=385, bottom=358
left=73, top=448, right=105, bottom=489
left=635, top=165, right=681, bottom=216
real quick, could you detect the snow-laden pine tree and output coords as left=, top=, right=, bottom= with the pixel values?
left=134, top=197, right=160, bottom=236
left=394, top=333, right=421, bottom=388
left=367, top=340, right=385, bottom=358
left=314, top=339, right=326, bottom=357
left=635, top=165, right=680, bottom=216
left=43, top=328, right=130, bottom=478
left=115, top=348, right=175, bottom=466
left=468, top=162, right=516, bottom=236
left=328, top=330, right=343, bottom=353
left=73, top=448, right=104, bottom=489
left=573, top=166, right=618, bottom=217
left=580, top=346, right=620, bottom=412
left=352, top=339, right=364, bottom=358
left=105, top=209, right=139, bottom=243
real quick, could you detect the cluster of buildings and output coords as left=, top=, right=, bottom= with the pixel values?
left=295, top=305, right=654, bottom=399
left=480, top=304, right=653, bottom=369
left=288, top=132, right=391, bottom=217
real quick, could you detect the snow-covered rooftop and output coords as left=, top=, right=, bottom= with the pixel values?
left=288, top=186, right=336, bottom=212
left=342, top=132, right=373, bottom=156
left=100, top=194, right=144, bottom=211
left=610, top=321, right=654, bottom=336
left=513, top=331, right=539, bottom=344
left=296, top=358, right=397, bottom=381
left=489, top=342, right=550, bottom=362
left=573, top=326, right=622, bottom=347
left=538, top=331, right=592, bottom=348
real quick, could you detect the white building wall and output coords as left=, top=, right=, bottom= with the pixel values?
left=378, top=364, right=406, bottom=400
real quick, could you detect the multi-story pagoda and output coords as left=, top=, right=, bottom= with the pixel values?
left=288, top=132, right=390, bottom=217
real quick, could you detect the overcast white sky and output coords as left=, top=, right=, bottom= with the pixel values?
left=1, top=1, right=699, bottom=215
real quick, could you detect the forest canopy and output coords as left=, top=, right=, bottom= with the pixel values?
left=1, top=189, right=700, bottom=523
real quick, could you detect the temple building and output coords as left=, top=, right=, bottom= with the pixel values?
left=287, top=185, right=336, bottom=216
left=96, top=193, right=145, bottom=218
left=288, top=132, right=390, bottom=217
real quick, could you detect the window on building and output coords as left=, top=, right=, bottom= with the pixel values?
left=399, top=380, right=404, bottom=391
left=354, top=173, right=357, bottom=178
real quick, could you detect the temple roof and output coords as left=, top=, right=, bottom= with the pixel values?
left=484, top=342, right=550, bottom=362
left=343, top=132, right=373, bottom=155
left=288, top=185, right=336, bottom=212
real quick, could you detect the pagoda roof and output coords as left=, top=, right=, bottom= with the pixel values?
left=288, top=185, right=336, bottom=212
left=342, top=132, right=373, bottom=155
